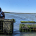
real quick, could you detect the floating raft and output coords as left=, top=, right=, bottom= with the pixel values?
left=21, top=21, right=36, bottom=23
left=0, top=19, right=15, bottom=35
left=19, top=21, right=36, bottom=32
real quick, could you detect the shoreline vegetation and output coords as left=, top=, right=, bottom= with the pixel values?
left=20, top=21, right=36, bottom=23
left=4, top=12, right=10, bottom=13
left=4, top=12, right=36, bottom=14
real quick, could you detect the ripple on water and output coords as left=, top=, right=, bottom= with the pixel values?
left=5, top=13, right=36, bottom=36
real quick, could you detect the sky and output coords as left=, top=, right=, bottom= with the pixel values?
left=0, top=0, right=36, bottom=13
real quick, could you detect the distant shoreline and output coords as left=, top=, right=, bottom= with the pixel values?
left=4, top=12, right=36, bottom=14
left=11, top=13, right=36, bottom=14
left=4, top=12, right=10, bottom=13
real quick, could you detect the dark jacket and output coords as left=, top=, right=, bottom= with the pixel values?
left=0, top=12, right=5, bottom=18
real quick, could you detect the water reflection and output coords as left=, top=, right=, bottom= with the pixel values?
left=20, top=32, right=36, bottom=36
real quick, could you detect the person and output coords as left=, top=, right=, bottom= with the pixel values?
left=0, top=8, right=5, bottom=31
left=0, top=8, right=5, bottom=19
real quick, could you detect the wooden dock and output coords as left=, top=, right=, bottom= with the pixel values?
left=0, top=19, right=14, bottom=35
left=19, top=21, right=36, bottom=32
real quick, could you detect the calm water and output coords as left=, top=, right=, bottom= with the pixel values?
left=1, top=13, right=36, bottom=36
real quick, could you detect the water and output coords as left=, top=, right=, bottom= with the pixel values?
left=1, top=13, right=36, bottom=36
